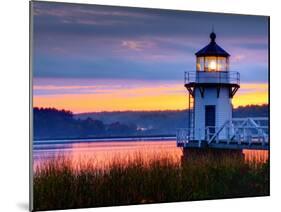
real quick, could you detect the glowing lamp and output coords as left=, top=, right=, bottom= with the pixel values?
left=195, top=32, right=230, bottom=72
left=209, top=60, right=217, bottom=71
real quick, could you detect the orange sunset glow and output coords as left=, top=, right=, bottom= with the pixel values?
left=34, top=141, right=268, bottom=171
left=33, top=82, right=268, bottom=113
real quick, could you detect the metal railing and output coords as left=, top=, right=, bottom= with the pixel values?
left=184, top=71, right=240, bottom=85
left=176, top=117, right=268, bottom=149
left=206, top=126, right=268, bottom=145
left=176, top=128, right=196, bottom=146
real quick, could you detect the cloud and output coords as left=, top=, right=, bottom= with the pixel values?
left=33, top=78, right=185, bottom=96
left=34, top=2, right=153, bottom=20
left=32, top=1, right=268, bottom=83
left=121, top=40, right=155, bottom=51
left=232, top=54, right=246, bottom=62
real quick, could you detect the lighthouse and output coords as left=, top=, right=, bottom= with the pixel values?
left=177, top=32, right=268, bottom=151
left=184, top=32, right=240, bottom=144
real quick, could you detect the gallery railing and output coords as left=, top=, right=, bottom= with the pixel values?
left=184, top=71, right=240, bottom=85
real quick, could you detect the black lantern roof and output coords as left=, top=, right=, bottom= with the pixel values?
left=195, top=32, right=230, bottom=57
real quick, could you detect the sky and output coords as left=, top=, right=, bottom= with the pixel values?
left=32, top=1, right=269, bottom=113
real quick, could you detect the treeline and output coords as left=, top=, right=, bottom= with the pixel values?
left=233, top=104, right=268, bottom=117
left=34, top=104, right=268, bottom=140
left=33, top=107, right=137, bottom=140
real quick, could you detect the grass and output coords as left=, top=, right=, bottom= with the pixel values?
left=33, top=152, right=269, bottom=211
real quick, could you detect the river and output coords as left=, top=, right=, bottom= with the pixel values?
left=33, top=138, right=268, bottom=171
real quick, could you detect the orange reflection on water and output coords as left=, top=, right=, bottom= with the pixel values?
left=34, top=141, right=183, bottom=171
left=33, top=140, right=268, bottom=171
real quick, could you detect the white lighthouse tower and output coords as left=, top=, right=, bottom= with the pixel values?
left=177, top=32, right=268, bottom=151
left=185, top=32, right=240, bottom=142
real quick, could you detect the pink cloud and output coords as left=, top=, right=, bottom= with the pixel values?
left=121, top=40, right=155, bottom=51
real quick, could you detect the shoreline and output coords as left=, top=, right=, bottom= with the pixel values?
left=34, top=135, right=177, bottom=145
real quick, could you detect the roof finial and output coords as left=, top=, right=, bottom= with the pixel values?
left=210, top=25, right=216, bottom=43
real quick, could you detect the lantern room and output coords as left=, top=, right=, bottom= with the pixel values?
left=195, top=32, right=230, bottom=72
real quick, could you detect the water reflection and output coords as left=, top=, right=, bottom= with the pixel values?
left=33, top=139, right=268, bottom=171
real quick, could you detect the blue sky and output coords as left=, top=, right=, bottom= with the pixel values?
left=32, top=1, right=269, bottom=83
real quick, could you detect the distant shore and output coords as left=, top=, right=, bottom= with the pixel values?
left=34, top=134, right=176, bottom=144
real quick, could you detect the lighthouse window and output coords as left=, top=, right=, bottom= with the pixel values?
left=217, top=56, right=228, bottom=71
left=196, top=57, right=204, bottom=71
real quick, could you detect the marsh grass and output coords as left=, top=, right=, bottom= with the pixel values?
left=34, top=152, right=269, bottom=211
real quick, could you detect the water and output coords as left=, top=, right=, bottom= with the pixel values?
left=33, top=138, right=268, bottom=171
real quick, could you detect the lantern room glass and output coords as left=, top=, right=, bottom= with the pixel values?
left=196, top=56, right=229, bottom=72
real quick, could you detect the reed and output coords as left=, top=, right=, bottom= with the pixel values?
left=33, top=152, right=269, bottom=211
